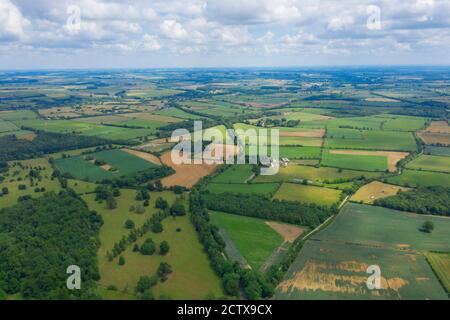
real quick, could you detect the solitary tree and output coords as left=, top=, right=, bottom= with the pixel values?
left=159, top=241, right=170, bottom=255
left=421, top=221, right=434, bottom=233
left=124, top=219, right=135, bottom=229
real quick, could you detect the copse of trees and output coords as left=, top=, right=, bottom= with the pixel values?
left=374, top=186, right=450, bottom=216
left=203, top=193, right=335, bottom=228
left=0, top=190, right=103, bottom=299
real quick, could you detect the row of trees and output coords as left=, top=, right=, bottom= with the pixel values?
left=203, top=192, right=336, bottom=228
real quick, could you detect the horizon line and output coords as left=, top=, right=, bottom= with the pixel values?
left=2, top=64, right=450, bottom=73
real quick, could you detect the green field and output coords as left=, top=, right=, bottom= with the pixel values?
left=302, top=115, right=426, bottom=132
left=406, top=155, right=450, bottom=173
left=210, top=165, right=254, bottom=184
left=315, top=203, right=450, bottom=251
left=387, top=169, right=450, bottom=188
left=55, top=149, right=157, bottom=181
left=253, top=164, right=381, bottom=184
left=276, top=203, right=450, bottom=300
left=0, top=110, right=38, bottom=121
left=209, top=211, right=284, bottom=270
left=276, top=241, right=447, bottom=300
left=83, top=190, right=224, bottom=299
left=206, top=182, right=280, bottom=196
left=325, top=128, right=417, bottom=151
left=424, top=146, right=450, bottom=156
left=245, top=146, right=322, bottom=159
left=321, top=150, right=388, bottom=172
left=424, top=252, right=450, bottom=294
left=273, top=183, right=342, bottom=206
left=0, top=119, right=20, bottom=133
left=14, top=118, right=155, bottom=141
left=153, top=108, right=208, bottom=120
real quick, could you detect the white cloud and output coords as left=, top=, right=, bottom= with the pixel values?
left=142, top=34, right=161, bottom=51
left=160, top=19, right=188, bottom=40
left=3, top=0, right=450, bottom=66
left=0, top=0, right=29, bottom=40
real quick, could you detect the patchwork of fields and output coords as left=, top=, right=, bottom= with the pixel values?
left=1, top=68, right=449, bottom=301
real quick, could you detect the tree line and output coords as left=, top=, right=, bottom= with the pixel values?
left=0, top=131, right=108, bottom=161
left=203, top=192, right=336, bottom=228
left=374, top=186, right=450, bottom=216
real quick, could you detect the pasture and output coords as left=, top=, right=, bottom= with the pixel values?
left=321, top=150, right=388, bottom=172
left=325, top=128, right=417, bottom=151
left=315, top=203, right=450, bottom=252
left=208, top=211, right=286, bottom=270
left=83, top=190, right=224, bottom=299
left=253, top=164, right=381, bottom=184
left=324, top=149, right=408, bottom=172
left=273, top=183, right=342, bottom=206
left=405, top=155, right=450, bottom=173
left=387, top=169, right=450, bottom=188
left=206, top=183, right=280, bottom=196
left=14, top=118, right=155, bottom=141
left=245, top=146, right=321, bottom=159
left=351, top=181, right=410, bottom=204
left=210, top=165, right=254, bottom=184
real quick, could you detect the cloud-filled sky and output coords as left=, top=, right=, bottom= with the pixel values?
left=0, top=0, right=449, bottom=69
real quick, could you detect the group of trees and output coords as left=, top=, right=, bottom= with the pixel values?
left=203, top=193, right=335, bottom=228
left=135, top=261, right=173, bottom=300
left=94, top=185, right=121, bottom=210
left=0, top=190, right=103, bottom=299
left=0, top=131, right=108, bottom=161
left=100, top=166, right=174, bottom=188
left=107, top=209, right=169, bottom=261
left=374, top=186, right=450, bottom=216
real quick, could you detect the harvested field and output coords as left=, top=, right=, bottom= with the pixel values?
left=279, top=129, right=325, bottom=138
left=121, top=148, right=161, bottom=165
left=265, top=222, right=305, bottom=243
left=328, top=149, right=409, bottom=172
left=351, top=181, right=410, bottom=204
left=418, top=132, right=450, bottom=146
left=160, top=151, right=218, bottom=188
left=365, top=97, right=399, bottom=102
left=424, top=121, right=450, bottom=134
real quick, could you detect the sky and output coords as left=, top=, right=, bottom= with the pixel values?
left=0, top=0, right=450, bottom=69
